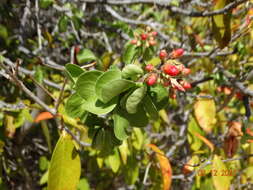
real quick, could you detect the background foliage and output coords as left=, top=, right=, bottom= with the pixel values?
left=0, top=0, right=253, bottom=189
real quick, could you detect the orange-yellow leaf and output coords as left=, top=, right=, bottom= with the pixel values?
left=246, top=128, right=253, bottom=137
left=147, top=144, right=172, bottom=190
left=194, top=132, right=214, bottom=152
left=34, top=112, right=54, bottom=123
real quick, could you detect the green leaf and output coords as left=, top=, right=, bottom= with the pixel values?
left=126, top=86, right=147, bottom=114
left=34, top=65, right=44, bottom=84
left=124, top=155, right=139, bottom=185
left=120, top=105, right=148, bottom=128
left=132, top=128, right=145, bottom=150
left=75, top=70, right=117, bottom=115
left=65, top=93, right=86, bottom=118
left=101, top=52, right=113, bottom=71
left=40, top=170, right=49, bottom=185
left=212, top=0, right=232, bottom=48
left=76, top=49, right=97, bottom=64
left=79, top=96, right=117, bottom=115
left=92, top=128, right=121, bottom=155
left=212, top=155, right=231, bottom=190
left=48, top=133, right=81, bottom=190
left=122, top=64, right=143, bottom=80
left=58, top=15, right=69, bottom=33
left=0, top=24, right=8, bottom=41
left=101, top=79, right=135, bottom=103
left=65, top=64, right=85, bottom=82
left=92, top=127, right=106, bottom=151
left=76, top=71, right=103, bottom=101
left=77, top=178, right=90, bottom=190
left=143, top=95, right=159, bottom=120
left=113, top=107, right=129, bottom=141
left=39, top=156, right=49, bottom=171
left=146, top=57, right=161, bottom=66
left=149, top=84, right=169, bottom=110
left=41, top=121, right=52, bottom=153
left=122, top=44, right=137, bottom=65
left=187, top=117, right=204, bottom=152
left=108, top=149, right=121, bottom=173
left=95, top=70, right=122, bottom=101
left=39, top=0, right=54, bottom=9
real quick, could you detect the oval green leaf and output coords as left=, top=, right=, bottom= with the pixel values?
left=149, top=84, right=169, bottom=110
left=143, top=95, right=159, bottom=121
left=122, top=64, right=143, bottom=80
left=101, top=79, right=136, bottom=103
left=113, top=107, right=129, bottom=141
left=75, top=70, right=103, bottom=101
left=76, top=49, right=97, bottom=64
left=126, top=86, right=147, bottom=114
left=65, top=64, right=85, bottom=83
left=95, top=70, right=122, bottom=101
left=65, top=93, right=86, bottom=118
left=122, top=44, right=137, bottom=65
left=80, top=96, right=117, bottom=115
left=48, top=133, right=81, bottom=190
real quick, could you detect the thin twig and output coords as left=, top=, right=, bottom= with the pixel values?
left=0, top=62, right=56, bottom=115
left=55, top=78, right=68, bottom=112
left=29, top=75, right=56, bottom=101
left=81, top=0, right=248, bottom=17
left=35, top=0, right=42, bottom=50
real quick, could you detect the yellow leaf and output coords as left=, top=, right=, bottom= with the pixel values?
left=194, top=95, right=216, bottom=133
left=212, top=0, right=232, bottom=48
left=4, top=115, right=15, bottom=138
left=212, top=155, right=231, bottom=190
left=147, top=144, right=172, bottom=190
left=118, top=140, right=129, bottom=164
left=48, top=132, right=81, bottom=190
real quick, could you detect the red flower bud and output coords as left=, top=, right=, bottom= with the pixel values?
left=170, top=92, right=177, bottom=99
left=235, top=92, right=243, bottom=100
left=182, top=68, right=191, bottom=75
left=141, top=33, right=148, bottom=40
left=130, top=39, right=138, bottom=45
left=171, top=48, right=184, bottom=58
left=146, top=74, right=157, bottom=86
left=151, top=31, right=158, bottom=36
left=163, top=80, right=170, bottom=87
left=149, top=40, right=157, bottom=46
left=181, top=81, right=192, bottom=90
left=163, top=64, right=179, bottom=76
left=145, top=64, right=154, bottom=72
left=159, top=50, right=168, bottom=60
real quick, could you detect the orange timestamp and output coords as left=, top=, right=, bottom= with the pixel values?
left=197, top=169, right=237, bottom=177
